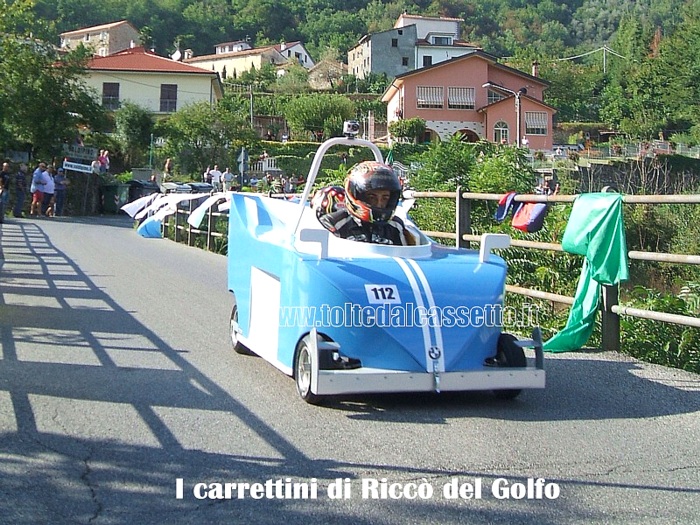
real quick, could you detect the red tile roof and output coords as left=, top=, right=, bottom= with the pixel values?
left=87, top=47, right=216, bottom=75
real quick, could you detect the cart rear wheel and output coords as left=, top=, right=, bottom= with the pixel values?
left=493, top=333, right=526, bottom=400
left=230, top=299, right=253, bottom=355
left=294, top=335, right=323, bottom=405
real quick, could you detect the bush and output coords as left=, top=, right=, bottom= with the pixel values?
left=620, top=286, right=700, bottom=374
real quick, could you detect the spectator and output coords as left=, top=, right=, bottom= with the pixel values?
left=209, top=164, right=222, bottom=191
left=30, top=162, right=47, bottom=216
left=164, top=157, right=173, bottom=179
left=0, top=162, right=10, bottom=222
left=13, top=163, right=28, bottom=218
left=222, top=167, right=234, bottom=190
left=91, top=155, right=101, bottom=175
left=41, top=166, right=55, bottom=217
left=98, top=150, right=110, bottom=174
left=53, top=168, right=69, bottom=216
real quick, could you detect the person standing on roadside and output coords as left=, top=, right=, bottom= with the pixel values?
left=0, top=162, right=10, bottom=222
left=164, top=158, right=173, bottom=180
left=91, top=155, right=101, bottom=175
left=98, top=150, right=110, bottom=174
left=13, top=163, right=28, bottom=218
left=222, top=167, right=234, bottom=190
left=209, top=164, right=222, bottom=191
left=41, top=165, right=55, bottom=217
left=53, top=167, right=69, bottom=216
left=30, top=162, right=47, bottom=216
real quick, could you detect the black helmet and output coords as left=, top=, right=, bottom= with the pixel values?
left=344, top=161, right=401, bottom=223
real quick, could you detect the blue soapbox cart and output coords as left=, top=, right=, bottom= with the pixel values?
left=227, top=129, right=545, bottom=404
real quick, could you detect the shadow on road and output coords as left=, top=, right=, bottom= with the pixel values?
left=0, top=220, right=698, bottom=524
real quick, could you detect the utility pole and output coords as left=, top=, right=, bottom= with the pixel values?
left=149, top=133, right=154, bottom=168
left=249, top=84, right=254, bottom=128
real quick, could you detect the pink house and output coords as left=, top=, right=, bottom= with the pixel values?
left=382, top=51, right=556, bottom=150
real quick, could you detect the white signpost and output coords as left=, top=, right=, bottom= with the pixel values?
left=62, top=161, right=94, bottom=174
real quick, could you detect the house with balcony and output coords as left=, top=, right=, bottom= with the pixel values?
left=348, top=13, right=479, bottom=80
left=60, top=20, right=140, bottom=57
left=381, top=51, right=556, bottom=150
left=83, top=47, right=223, bottom=114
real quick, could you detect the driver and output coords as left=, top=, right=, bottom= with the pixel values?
left=318, top=161, right=414, bottom=245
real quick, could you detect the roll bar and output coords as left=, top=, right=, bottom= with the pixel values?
left=292, top=136, right=384, bottom=237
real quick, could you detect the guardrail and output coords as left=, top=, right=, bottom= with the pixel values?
left=167, top=197, right=228, bottom=252
left=418, top=188, right=700, bottom=351
left=166, top=189, right=700, bottom=352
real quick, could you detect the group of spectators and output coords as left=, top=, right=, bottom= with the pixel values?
left=202, top=165, right=236, bottom=191
left=0, top=161, right=69, bottom=220
left=90, top=150, right=110, bottom=175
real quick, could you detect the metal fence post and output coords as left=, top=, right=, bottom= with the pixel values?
left=174, top=205, right=181, bottom=243
left=187, top=200, right=194, bottom=246
left=455, top=186, right=471, bottom=248
left=207, top=206, right=214, bottom=252
left=601, top=284, right=620, bottom=351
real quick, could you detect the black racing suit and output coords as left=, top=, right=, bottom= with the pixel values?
left=319, top=210, right=412, bottom=246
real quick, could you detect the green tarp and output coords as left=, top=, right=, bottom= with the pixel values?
left=544, top=193, right=629, bottom=352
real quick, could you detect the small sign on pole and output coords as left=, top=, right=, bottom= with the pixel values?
left=62, top=144, right=99, bottom=161
left=63, top=161, right=94, bottom=174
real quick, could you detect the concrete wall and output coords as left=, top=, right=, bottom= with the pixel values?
left=186, top=51, right=283, bottom=80
left=348, top=26, right=416, bottom=79
left=83, top=71, right=218, bottom=113
left=61, top=24, right=140, bottom=56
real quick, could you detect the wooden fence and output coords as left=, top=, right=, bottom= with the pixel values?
left=166, top=190, right=700, bottom=352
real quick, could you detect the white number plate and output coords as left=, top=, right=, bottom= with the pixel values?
left=365, top=284, right=401, bottom=304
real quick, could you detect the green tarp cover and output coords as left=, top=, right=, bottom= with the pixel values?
left=544, top=193, right=629, bottom=352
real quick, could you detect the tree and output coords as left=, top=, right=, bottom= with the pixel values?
left=238, top=63, right=278, bottom=89
left=284, top=95, right=355, bottom=140
left=655, top=3, right=700, bottom=141
left=389, top=118, right=426, bottom=144
left=408, top=138, right=536, bottom=242
left=0, top=0, right=105, bottom=159
left=274, top=64, right=310, bottom=94
left=156, top=102, right=257, bottom=175
left=114, top=103, right=154, bottom=168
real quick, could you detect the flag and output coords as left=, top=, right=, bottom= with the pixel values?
left=386, top=149, right=394, bottom=166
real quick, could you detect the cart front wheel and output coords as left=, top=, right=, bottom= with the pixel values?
left=294, top=335, right=324, bottom=405
left=230, top=299, right=253, bottom=355
left=493, top=333, right=526, bottom=400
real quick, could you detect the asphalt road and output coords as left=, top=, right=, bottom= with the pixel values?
left=0, top=215, right=698, bottom=525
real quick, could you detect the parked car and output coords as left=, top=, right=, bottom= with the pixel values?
left=227, top=129, right=545, bottom=404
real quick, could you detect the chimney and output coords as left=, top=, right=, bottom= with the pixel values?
left=184, top=49, right=193, bottom=60
left=281, top=42, right=286, bottom=51
left=531, top=60, right=540, bottom=77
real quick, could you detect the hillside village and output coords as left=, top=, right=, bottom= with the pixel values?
left=63, top=15, right=556, bottom=149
